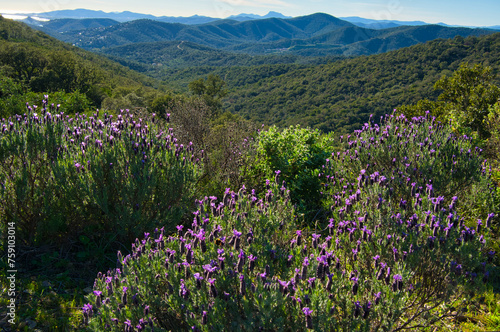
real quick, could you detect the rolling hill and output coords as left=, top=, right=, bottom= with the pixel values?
left=53, top=13, right=355, bottom=51
left=0, top=16, right=164, bottom=115
left=99, top=40, right=311, bottom=70
left=48, top=12, right=496, bottom=59
left=218, top=33, right=500, bottom=133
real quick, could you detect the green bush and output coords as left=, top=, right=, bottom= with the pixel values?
left=0, top=99, right=201, bottom=250
left=242, top=125, right=334, bottom=221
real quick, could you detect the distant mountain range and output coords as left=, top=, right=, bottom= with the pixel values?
left=338, top=17, right=430, bottom=30
left=5, top=9, right=289, bottom=25
left=4, top=8, right=499, bottom=30
left=24, top=12, right=496, bottom=58
left=227, top=11, right=292, bottom=22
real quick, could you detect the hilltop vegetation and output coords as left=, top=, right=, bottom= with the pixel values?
left=99, top=40, right=339, bottom=71
left=0, top=16, right=166, bottom=117
left=220, top=33, right=500, bottom=133
left=54, top=17, right=499, bottom=135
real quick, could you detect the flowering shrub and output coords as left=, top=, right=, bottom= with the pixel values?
left=327, top=112, right=498, bottom=225
left=0, top=98, right=201, bottom=247
left=85, top=181, right=306, bottom=331
left=319, top=112, right=497, bottom=328
left=83, top=112, right=498, bottom=331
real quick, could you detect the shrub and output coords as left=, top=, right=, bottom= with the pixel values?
left=327, top=112, right=498, bottom=223
left=168, top=98, right=256, bottom=198
left=83, top=113, right=496, bottom=331
left=0, top=98, right=201, bottom=250
left=319, top=113, right=498, bottom=329
left=243, top=125, right=334, bottom=221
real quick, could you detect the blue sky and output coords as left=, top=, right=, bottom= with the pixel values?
left=2, top=0, right=499, bottom=26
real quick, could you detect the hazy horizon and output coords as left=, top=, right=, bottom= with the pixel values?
left=1, top=0, right=500, bottom=27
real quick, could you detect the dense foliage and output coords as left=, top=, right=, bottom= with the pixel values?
left=0, top=99, right=201, bottom=254
left=0, top=16, right=170, bottom=118
left=103, top=33, right=500, bottom=134
left=400, top=63, right=500, bottom=139
left=82, top=113, right=498, bottom=331
left=242, top=125, right=334, bottom=219
left=220, top=33, right=500, bottom=134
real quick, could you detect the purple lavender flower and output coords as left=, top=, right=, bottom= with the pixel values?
left=176, top=225, right=184, bottom=234
left=296, top=230, right=303, bottom=246
left=353, top=301, right=362, bottom=317
left=93, top=290, right=102, bottom=308
left=307, top=277, right=316, bottom=289
left=393, top=274, right=403, bottom=291
left=248, top=254, right=257, bottom=272
left=392, top=247, right=399, bottom=261
left=124, top=319, right=132, bottom=332
left=302, top=307, right=313, bottom=329
left=208, top=278, right=217, bottom=297
left=486, top=213, right=495, bottom=228
left=351, top=276, right=359, bottom=295
left=312, top=233, right=321, bottom=249
left=303, top=257, right=310, bottom=267
left=82, top=303, right=93, bottom=325
left=239, top=274, right=246, bottom=295
left=121, top=286, right=128, bottom=305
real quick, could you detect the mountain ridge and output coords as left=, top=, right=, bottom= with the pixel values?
left=6, top=8, right=500, bottom=30
left=43, top=13, right=496, bottom=58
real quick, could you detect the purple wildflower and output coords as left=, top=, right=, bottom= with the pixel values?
left=303, top=307, right=313, bottom=329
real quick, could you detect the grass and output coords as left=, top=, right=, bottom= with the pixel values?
left=0, top=243, right=117, bottom=331
left=459, top=285, right=500, bottom=331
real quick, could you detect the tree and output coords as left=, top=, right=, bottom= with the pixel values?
left=434, top=63, right=500, bottom=138
left=188, top=74, right=227, bottom=119
left=150, top=94, right=175, bottom=117
left=399, top=63, right=500, bottom=139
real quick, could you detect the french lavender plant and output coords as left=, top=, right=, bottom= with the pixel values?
left=0, top=99, right=201, bottom=247
left=84, top=181, right=308, bottom=331
left=332, top=112, right=498, bottom=222
left=319, top=112, right=497, bottom=330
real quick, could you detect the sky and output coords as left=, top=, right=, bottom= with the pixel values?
left=1, top=0, right=499, bottom=27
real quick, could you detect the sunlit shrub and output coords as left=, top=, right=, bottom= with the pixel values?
left=0, top=98, right=201, bottom=248
left=243, top=125, right=334, bottom=221
left=327, top=112, right=498, bottom=225
left=84, top=110, right=497, bottom=331
left=320, top=112, right=498, bottom=328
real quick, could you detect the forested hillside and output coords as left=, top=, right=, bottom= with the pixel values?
left=220, top=33, right=500, bottom=133
left=0, top=16, right=166, bottom=117
left=3, top=16, right=500, bottom=136
left=51, top=13, right=496, bottom=57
